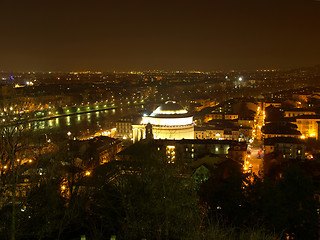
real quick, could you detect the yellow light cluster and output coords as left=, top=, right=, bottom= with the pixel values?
left=166, top=145, right=176, bottom=164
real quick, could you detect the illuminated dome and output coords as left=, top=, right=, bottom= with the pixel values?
left=150, top=101, right=188, bottom=117
left=132, top=101, right=194, bottom=142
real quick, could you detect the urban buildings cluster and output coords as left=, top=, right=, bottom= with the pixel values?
left=1, top=65, right=320, bottom=239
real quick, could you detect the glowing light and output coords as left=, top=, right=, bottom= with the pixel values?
left=85, top=171, right=91, bottom=176
left=141, top=116, right=193, bottom=126
left=166, top=145, right=176, bottom=163
left=151, top=108, right=188, bottom=116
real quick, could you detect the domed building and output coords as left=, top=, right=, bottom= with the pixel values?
left=132, top=101, right=194, bottom=142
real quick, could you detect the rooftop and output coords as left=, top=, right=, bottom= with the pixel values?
left=264, top=137, right=305, bottom=145
left=150, top=101, right=190, bottom=117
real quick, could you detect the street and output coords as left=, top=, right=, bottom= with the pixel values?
left=247, top=146, right=263, bottom=175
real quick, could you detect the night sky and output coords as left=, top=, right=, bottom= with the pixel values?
left=1, top=0, right=319, bottom=71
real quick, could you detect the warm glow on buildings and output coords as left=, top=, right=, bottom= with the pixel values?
left=132, top=101, right=194, bottom=142
left=295, top=115, right=320, bottom=140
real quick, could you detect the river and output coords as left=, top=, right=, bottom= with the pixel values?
left=26, top=105, right=146, bottom=140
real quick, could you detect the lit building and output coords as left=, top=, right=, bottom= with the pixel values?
left=132, top=101, right=194, bottom=142
left=115, top=114, right=142, bottom=139
left=294, top=115, right=320, bottom=140
left=264, top=137, right=305, bottom=160
left=194, top=126, right=240, bottom=141
left=118, top=139, right=247, bottom=164
left=284, top=108, right=316, bottom=118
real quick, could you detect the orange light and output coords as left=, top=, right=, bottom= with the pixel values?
left=85, top=171, right=91, bottom=176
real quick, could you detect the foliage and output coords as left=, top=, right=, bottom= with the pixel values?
left=199, top=156, right=318, bottom=239
left=119, top=144, right=201, bottom=240
left=0, top=138, right=317, bottom=239
left=199, top=159, right=248, bottom=226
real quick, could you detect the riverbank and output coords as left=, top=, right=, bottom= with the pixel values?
left=24, top=105, right=119, bottom=123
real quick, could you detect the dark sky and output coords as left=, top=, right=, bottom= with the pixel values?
left=1, top=0, right=319, bottom=71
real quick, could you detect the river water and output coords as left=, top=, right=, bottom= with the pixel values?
left=27, top=105, right=146, bottom=140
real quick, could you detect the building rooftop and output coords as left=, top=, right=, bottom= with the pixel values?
left=264, top=137, right=305, bottom=145
left=150, top=101, right=188, bottom=117
left=295, top=114, right=320, bottom=119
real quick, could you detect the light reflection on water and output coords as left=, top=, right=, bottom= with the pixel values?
left=48, top=119, right=54, bottom=128
left=27, top=106, right=145, bottom=139
left=66, top=116, right=71, bottom=126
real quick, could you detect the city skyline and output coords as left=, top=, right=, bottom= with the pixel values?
left=1, top=0, right=319, bottom=72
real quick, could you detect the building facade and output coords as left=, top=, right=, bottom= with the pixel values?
left=132, top=101, right=194, bottom=142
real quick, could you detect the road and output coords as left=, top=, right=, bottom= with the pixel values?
left=247, top=146, right=263, bottom=175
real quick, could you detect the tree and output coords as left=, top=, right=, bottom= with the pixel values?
left=199, top=159, right=248, bottom=227
left=18, top=179, right=66, bottom=240
left=245, top=164, right=318, bottom=239
left=0, top=123, right=30, bottom=240
left=0, top=100, right=42, bottom=240
left=85, top=182, right=124, bottom=240
left=118, top=142, right=202, bottom=240
left=278, top=164, right=318, bottom=239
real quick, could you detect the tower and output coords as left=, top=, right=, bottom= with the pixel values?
left=145, top=123, right=153, bottom=140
